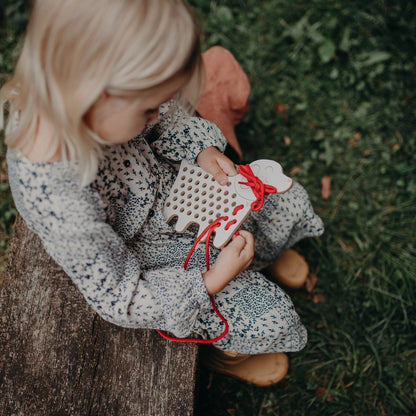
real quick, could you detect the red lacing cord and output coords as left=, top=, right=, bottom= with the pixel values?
left=157, top=164, right=276, bottom=343
left=157, top=217, right=230, bottom=343
left=238, top=164, right=277, bottom=211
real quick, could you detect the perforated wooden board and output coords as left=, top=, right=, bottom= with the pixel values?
left=163, top=159, right=293, bottom=249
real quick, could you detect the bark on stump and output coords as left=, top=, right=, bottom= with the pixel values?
left=0, top=216, right=199, bottom=415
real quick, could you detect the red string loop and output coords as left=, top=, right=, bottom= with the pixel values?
left=238, top=164, right=277, bottom=211
left=157, top=216, right=230, bottom=344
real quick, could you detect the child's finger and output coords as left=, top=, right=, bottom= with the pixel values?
left=217, top=155, right=238, bottom=177
left=237, top=230, right=253, bottom=243
left=228, top=233, right=246, bottom=250
left=211, top=166, right=228, bottom=186
left=230, top=232, right=253, bottom=258
left=206, top=159, right=230, bottom=185
left=236, top=230, right=254, bottom=257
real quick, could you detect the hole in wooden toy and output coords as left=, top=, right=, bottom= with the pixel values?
left=208, top=210, right=214, bottom=216
left=183, top=167, right=188, bottom=172
left=201, top=216, right=206, bottom=221
left=224, top=190, right=229, bottom=196
left=180, top=183, right=185, bottom=188
left=180, top=199, right=185, bottom=204
left=187, top=210, right=192, bottom=216
left=197, top=171, right=202, bottom=177
left=180, top=176, right=186, bottom=181
left=179, top=207, right=184, bottom=213
left=194, top=213, right=199, bottom=219
left=186, top=201, right=192, bottom=207
left=166, top=202, right=171, bottom=207
left=209, top=202, right=214, bottom=207
left=216, top=196, right=221, bottom=202
left=216, top=205, right=221, bottom=210
left=202, top=183, right=207, bottom=188
left=224, top=199, right=229, bottom=204
left=202, top=199, right=207, bottom=205
left=173, top=205, right=178, bottom=210
left=173, top=196, right=178, bottom=201
left=224, top=207, right=229, bottom=213
left=204, top=174, right=210, bottom=180
left=231, top=201, right=236, bottom=207
left=195, top=204, right=199, bottom=210
left=174, top=188, right=179, bottom=193
left=190, top=169, right=195, bottom=174
left=202, top=190, right=207, bottom=196
left=187, top=178, right=193, bottom=183
left=209, top=194, right=214, bottom=199
left=201, top=207, right=207, bottom=212
left=232, top=193, right=237, bottom=198
left=180, top=191, right=185, bottom=196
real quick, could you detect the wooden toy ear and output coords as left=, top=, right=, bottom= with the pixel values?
left=249, top=160, right=293, bottom=193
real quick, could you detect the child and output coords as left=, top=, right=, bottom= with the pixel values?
left=1, top=0, right=323, bottom=386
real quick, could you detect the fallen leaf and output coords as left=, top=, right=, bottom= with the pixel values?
left=274, top=104, right=287, bottom=113
left=362, top=149, right=372, bottom=156
left=313, top=294, right=325, bottom=304
left=274, top=103, right=290, bottom=125
left=305, top=273, right=318, bottom=293
left=392, top=143, right=400, bottom=152
left=290, top=166, right=302, bottom=176
left=321, top=175, right=332, bottom=199
left=315, top=386, right=326, bottom=398
left=316, top=387, right=333, bottom=402
left=348, top=132, right=361, bottom=147
left=338, top=240, right=355, bottom=252
left=284, top=136, right=291, bottom=146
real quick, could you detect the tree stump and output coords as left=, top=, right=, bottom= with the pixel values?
left=0, top=216, right=199, bottom=415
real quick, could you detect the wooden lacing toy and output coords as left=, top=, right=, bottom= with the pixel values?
left=157, top=159, right=293, bottom=343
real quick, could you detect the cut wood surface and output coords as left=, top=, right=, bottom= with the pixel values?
left=0, top=216, right=198, bottom=416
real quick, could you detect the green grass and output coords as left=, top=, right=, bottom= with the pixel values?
left=190, top=0, right=416, bottom=414
left=1, top=0, right=415, bottom=414
left=0, top=0, right=28, bottom=282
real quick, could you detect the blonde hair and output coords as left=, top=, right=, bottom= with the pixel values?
left=1, top=0, right=203, bottom=185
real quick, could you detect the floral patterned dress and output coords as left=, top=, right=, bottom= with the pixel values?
left=7, top=106, right=324, bottom=354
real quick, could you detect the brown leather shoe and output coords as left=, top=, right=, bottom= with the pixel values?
left=201, top=346, right=289, bottom=387
left=268, top=249, right=309, bottom=289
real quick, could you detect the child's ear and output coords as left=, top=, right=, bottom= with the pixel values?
left=96, top=91, right=109, bottom=104
left=88, top=91, right=110, bottom=114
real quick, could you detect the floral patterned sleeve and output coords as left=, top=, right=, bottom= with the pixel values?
left=7, top=154, right=211, bottom=337
left=146, top=103, right=227, bottom=162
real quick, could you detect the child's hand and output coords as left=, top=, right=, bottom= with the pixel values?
left=196, top=146, right=237, bottom=186
left=202, top=230, right=254, bottom=295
